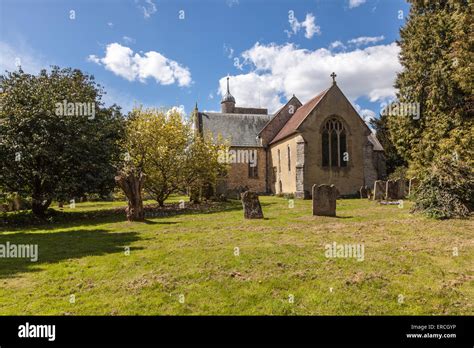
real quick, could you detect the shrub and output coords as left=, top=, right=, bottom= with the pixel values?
left=413, top=158, right=473, bottom=219
left=388, top=166, right=408, bottom=181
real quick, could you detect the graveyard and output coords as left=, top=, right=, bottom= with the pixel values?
left=0, top=195, right=472, bottom=315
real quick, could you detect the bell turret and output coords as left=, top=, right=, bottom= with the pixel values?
left=221, top=76, right=235, bottom=113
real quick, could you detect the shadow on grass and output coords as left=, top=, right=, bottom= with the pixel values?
left=0, top=229, right=141, bottom=279
left=0, top=200, right=244, bottom=231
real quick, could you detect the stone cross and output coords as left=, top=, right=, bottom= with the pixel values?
left=330, top=72, right=337, bottom=84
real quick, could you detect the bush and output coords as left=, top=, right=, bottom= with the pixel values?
left=388, top=166, right=408, bottom=181
left=413, top=158, right=473, bottom=219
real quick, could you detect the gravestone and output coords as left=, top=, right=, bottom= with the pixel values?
left=359, top=186, right=368, bottom=199
left=312, top=184, right=337, bottom=217
left=241, top=191, right=264, bottom=219
left=367, top=187, right=373, bottom=200
left=408, top=177, right=419, bottom=196
left=385, top=180, right=398, bottom=200
left=395, top=179, right=407, bottom=199
left=373, top=180, right=386, bottom=200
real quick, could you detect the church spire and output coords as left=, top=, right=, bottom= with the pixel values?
left=221, top=75, right=236, bottom=113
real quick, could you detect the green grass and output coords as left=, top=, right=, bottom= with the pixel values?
left=0, top=196, right=472, bottom=315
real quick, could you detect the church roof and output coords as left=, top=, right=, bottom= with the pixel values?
left=269, top=88, right=329, bottom=144
left=367, top=133, right=384, bottom=151
left=199, top=112, right=272, bottom=147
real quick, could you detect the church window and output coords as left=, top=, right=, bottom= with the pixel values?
left=322, top=118, right=347, bottom=168
left=248, top=162, right=258, bottom=178
left=278, top=149, right=281, bottom=173
left=287, top=145, right=291, bottom=172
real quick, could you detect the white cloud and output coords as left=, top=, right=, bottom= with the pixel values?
left=285, top=13, right=321, bottom=39
left=348, top=35, right=385, bottom=46
left=107, top=22, right=114, bottom=28
left=219, top=42, right=401, bottom=113
left=123, top=36, right=136, bottom=44
left=0, top=41, right=46, bottom=74
left=329, top=40, right=346, bottom=50
left=137, top=0, right=157, bottom=18
left=355, top=104, right=376, bottom=127
left=88, top=43, right=192, bottom=87
left=166, top=105, right=186, bottom=118
left=349, top=0, right=367, bottom=8
left=226, top=0, right=239, bottom=7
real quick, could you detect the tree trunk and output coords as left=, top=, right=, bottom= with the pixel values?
left=31, top=197, right=52, bottom=217
left=115, top=168, right=146, bottom=221
left=189, top=186, right=201, bottom=204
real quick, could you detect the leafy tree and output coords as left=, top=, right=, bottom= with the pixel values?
left=122, top=107, right=227, bottom=207
left=370, top=112, right=407, bottom=176
left=0, top=67, right=124, bottom=216
left=388, top=0, right=473, bottom=173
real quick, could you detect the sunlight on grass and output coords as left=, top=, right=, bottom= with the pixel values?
left=0, top=196, right=472, bottom=315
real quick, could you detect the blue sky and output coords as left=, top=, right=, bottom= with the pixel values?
left=0, top=0, right=410, bottom=121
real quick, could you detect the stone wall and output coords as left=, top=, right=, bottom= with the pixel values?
left=219, top=147, right=267, bottom=194
left=299, top=85, right=370, bottom=195
left=268, top=134, right=300, bottom=194
left=363, top=140, right=378, bottom=190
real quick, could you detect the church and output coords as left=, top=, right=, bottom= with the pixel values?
left=193, top=73, right=386, bottom=198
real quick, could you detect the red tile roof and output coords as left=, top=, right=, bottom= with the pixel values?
left=269, top=88, right=329, bottom=145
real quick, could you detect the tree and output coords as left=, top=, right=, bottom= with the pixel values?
left=370, top=111, right=406, bottom=176
left=115, top=166, right=146, bottom=221
left=0, top=67, right=124, bottom=216
left=388, top=0, right=473, bottom=173
left=122, top=107, right=227, bottom=207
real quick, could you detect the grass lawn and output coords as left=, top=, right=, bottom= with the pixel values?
left=0, top=196, right=472, bottom=315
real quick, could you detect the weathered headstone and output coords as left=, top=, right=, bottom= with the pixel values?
left=408, top=177, right=419, bottom=196
left=367, top=187, right=373, bottom=200
left=312, top=184, right=337, bottom=216
left=373, top=180, right=386, bottom=200
left=359, top=186, right=368, bottom=199
left=385, top=180, right=398, bottom=200
left=241, top=191, right=264, bottom=219
left=395, top=179, right=407, bottom=199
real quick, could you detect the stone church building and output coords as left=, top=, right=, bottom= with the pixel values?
left=193, top=73, right=386, bottom=198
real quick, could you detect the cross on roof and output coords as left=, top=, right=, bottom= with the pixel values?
left=330, top=72, right=337, bottom=84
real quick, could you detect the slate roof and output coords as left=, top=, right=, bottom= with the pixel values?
left=199, top=112, right=272, bottom=147
left=269, top=89, right=329, bottom=145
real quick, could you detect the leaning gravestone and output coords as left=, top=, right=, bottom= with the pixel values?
left=408, top=177, right=419, bottom=196
left=385, top=180, right=398, bottom=200
left=359, top=186, right=368, bottom=199
left=312, top=184, right=337, bottom=217
left=373, top=180, right=386, bottom=200
left=395, top=179, right=407, bottom=199
left=241, top=191, right=264, bottom=219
